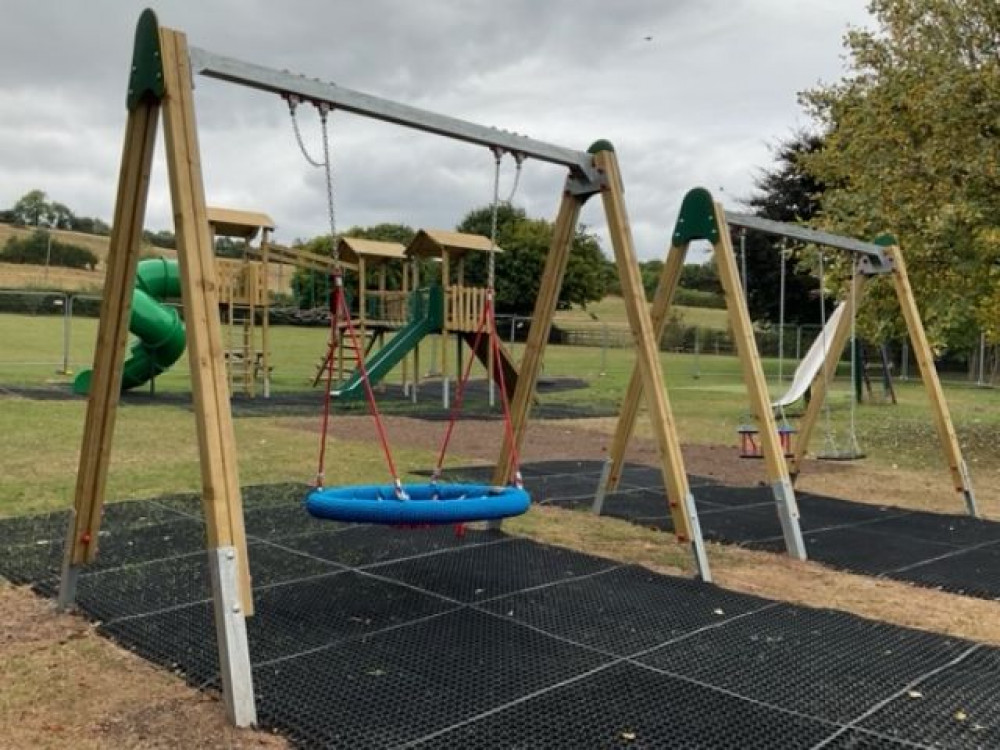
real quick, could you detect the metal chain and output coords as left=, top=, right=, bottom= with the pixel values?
left=817, top=251, right=837, bottom=453
left=286, top=97, right=338, bottom=264
left=286, top=96, right=325, bottom=167
left=488, top=147, right=503, bottom=292
left=505, top=152, right=525, bottom=204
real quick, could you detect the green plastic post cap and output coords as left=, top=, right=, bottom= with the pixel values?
left=672, top=188, right=719, bottom=244
left=873, top=233, right=898, bottom=247
left=127, top=9, right=165, bottom=111
left=587, top=140, right=615, bottom=154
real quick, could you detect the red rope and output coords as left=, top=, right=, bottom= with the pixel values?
left=315, top=275, right=341, bottom=488
left=488, top=300, right=522, bottom=487
left=431, top=296, right=491, bottom=482
left=335, top=276, right=405, bottom=496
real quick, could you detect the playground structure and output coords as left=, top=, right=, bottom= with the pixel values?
left=594, top=189, right=978, bottom=548
left=58, top=10, right=725, bottom=727
left=208, top=207, right=275, bottom=398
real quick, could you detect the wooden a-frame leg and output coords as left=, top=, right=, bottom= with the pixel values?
left=593, top=240, right=688, bottom=513
left=592, top=147, right=711, bottom=581
left=160, top=26, right=256, bottom=726
left=789, top=274, right=864, bottom=478
left=713, top=203, right=806, bottom=560
left=492, top=190, right=584, bottom=492
left=58, top=98, right=161, bottom=609
left=886, top=246, right=977, bottom=516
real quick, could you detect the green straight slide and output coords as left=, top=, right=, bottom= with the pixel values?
left=333, top=285, right=443, bottom=400
left=73, top=258, right=186, bottom=395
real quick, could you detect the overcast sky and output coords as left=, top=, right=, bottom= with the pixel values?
left=0, top=0, right=871, bottom=261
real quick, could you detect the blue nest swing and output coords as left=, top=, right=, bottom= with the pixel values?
left=306, top=483, right=531, bottom=525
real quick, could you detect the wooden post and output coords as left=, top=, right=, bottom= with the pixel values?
left=159, top=23, right=255, bottom=725
left=59, top=71, right=162, bottom=600
left=789, top=273, right=864, bottom=476
left=492, top=188, right=583, bottom=489
left=713, top=202, right=805, bottom=559
left=261, top=228, right=271, bottom=398
left=358, top=255, right=367, bottom=337
left=886, top=245, right=977, bottom=515
left=441, top=250, right=450, bottom=406
left=589, top=146, right=711, bottom=580
left=594, top=237, right=687, bottom=509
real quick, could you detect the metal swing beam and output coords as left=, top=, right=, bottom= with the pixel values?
left=60, top=9, right=718, bottom=730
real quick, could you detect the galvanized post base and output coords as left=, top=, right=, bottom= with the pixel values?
left=57, top=508, right=80, bottom=611
left=591, top=458, right=613, bottom=515
left=771, top=478, right=807, bottom=561
left=959, top=460, right=978, bottom=517
left=209, top=546, right=257, bottom=727
left=441, top=377, right=450, bottom=409
left=682, top=490, right=713, bottom=583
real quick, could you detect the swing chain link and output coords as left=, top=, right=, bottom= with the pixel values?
left=285, top=95, right=338, bottom=264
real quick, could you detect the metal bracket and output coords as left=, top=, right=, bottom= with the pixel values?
left=209, top=546, right=257, bottom=727
left=771, top=478, right=807, bottom=561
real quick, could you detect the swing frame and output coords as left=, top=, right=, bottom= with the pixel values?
left=59, top=10, right=715, bottom=726
left=596, top=188, right=977, bottom=562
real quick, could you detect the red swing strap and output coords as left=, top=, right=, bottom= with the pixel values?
left=430, top=288, right=523, bottom=489
left=316, top=272, right=406, bottom=498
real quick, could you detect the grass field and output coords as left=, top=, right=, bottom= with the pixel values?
left=1, top=310, right=998, bottom=510
left=555, top=294, right=729, bottom=330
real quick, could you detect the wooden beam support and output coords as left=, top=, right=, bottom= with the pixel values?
left=594, top=238, right=688, bottom=508
left=789, top=273, right=864, bottom=477
left=713, top=203, right=805, bottom=559
left=590, top=147, right=711, bottom=580
left=60, top=96, right=161, bottom=588
left=492, top=190, right=583, bottom=487
left=160, top=27, right=253, bottom=611
left=886, top=245, right=977, bottom=515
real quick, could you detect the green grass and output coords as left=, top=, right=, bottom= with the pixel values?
left=1, top=310, right=998, bottom=518
left=555, top=296, right=729, bottom=330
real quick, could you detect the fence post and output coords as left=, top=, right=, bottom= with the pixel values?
left=901, top=340, right=909, bottom=380
left=693, top=325, right=701, bottom=379
left=600, top=323, right=608, bottom=376
left=61, top=294, right=73, bottom=375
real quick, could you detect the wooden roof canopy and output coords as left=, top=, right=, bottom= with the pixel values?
left=406, top=229, right=502, bottom=259
left=336, top=237, right=407, bottom=265
left=207, top=207, right=276, bottom=240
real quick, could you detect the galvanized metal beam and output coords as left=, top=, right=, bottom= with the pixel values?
left=188, top=46, right=603, bottom=192
left=726, top=211, right=889, bottom=264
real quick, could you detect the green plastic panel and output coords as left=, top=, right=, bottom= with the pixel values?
left=127, top=9, right=165, bottom=111
left=672, top=188, right=720, bottom=244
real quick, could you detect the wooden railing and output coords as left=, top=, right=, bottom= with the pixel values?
left=447, top=285, right=488, bottom=332
left=364, top=290, right=409, bottom=326
left=217, top=259, right=267, bottom=306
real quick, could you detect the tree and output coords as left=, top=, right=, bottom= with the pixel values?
left=799, top=0, right=1000, bottom=348
left=0, top=230, right=98, bottom=270
left=456, top=204, right=608, bottom=314
left=10, top=189, right=52, bottom=226
left=740, top=132, right=832, bottom=326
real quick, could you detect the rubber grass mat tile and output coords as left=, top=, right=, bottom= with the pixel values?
left=637, top=603, right=972, bottom=724
left=370, top=537, right=618, bottom=603
left=527, top=461, right=1000, bottom=602
left=859, top=646, right=999, bottom=749
left=272, top=523, right=503, bottom=568
left=406, top=661, right=835, bottom=749
left=101, top=569, right=458, bottom=687
left=253, top=608, right=612, bottom=749
left=478, top=565, right=774, bottom=656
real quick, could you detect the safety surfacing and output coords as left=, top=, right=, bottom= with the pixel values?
left=1, top=483, right=997, bottom=749
left=449, top=459, right=1000, bottom=603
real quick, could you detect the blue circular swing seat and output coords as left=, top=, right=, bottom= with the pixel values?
left=305, top=482, right=531, bottom=525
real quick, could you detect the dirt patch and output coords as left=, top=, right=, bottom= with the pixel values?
left=0, top=582, right=286, bottom=750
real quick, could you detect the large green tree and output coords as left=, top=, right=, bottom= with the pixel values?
left=740, top=132, right=833, bottom=326
left=456, top=204, right=608, bottom=314
left=799, top=0, right=1000, bottom=348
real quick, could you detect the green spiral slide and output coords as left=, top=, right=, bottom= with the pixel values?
left=73, top=258, right=187, bottom=395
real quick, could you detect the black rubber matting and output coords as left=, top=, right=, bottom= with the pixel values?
left=2, top=484, right=998, bottom=749
left=498, top=459, right=1000, bottom=602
